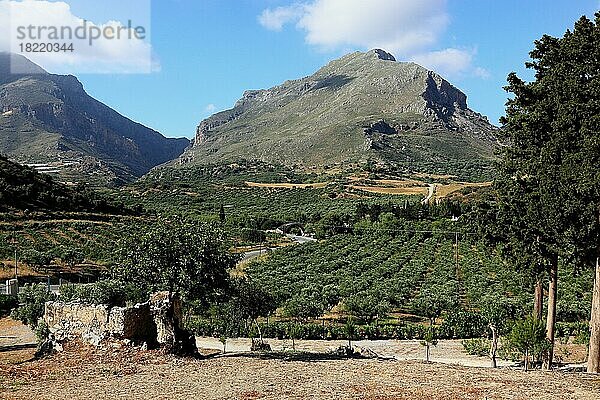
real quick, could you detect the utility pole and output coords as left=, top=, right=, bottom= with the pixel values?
left=12, top=236, right=18, bottom=281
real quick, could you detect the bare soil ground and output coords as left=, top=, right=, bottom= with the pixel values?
left=2, top=341, right=600, bottom=400
left=2, top=319, right=598, bottom=400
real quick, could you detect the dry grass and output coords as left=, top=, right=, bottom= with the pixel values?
left=413, top=172, right=458, bottom=180
left=352, top=185, right=429, bottom=196
left=1, top=343, right=599, bottom=400
left=245, top=181, right=329, bottom=189
left=349, top=178, right=430, bottom=196
left=1, top=319, right=598, bottom=400
left=0, top=263, right=43, bottom=280
left=435, top=182, right=492, bottom=199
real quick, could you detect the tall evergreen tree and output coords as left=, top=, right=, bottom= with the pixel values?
left=499, top=13, right=600, bottom=372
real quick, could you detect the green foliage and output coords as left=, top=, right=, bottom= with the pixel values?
left=479, top=295, right=520, bottom=335
left=496, top=11, right=600, bottom=308
left=59, top=280, right=145, bottom=307
left=508, top=317, right=551, bottom=363
left=34, top=321, right=50, bottom=343
left=188, top=318, right=449, bottom=341
left=440, top=310, right=486, bottom=338
left=462, top=338, right=489, bottom=357
left=462, top=337, right=520, bottom=361
left=0, top=295, right=18, bottom=317
left=0, top=216, right=154, bottom=266
left=112, top=218, right=237, bottom=307
left=11, top=283, right=56, bottom=329
left=246, top=221, right=536, bottom=325
left=21, top=249, right=53, bottom=272
left=421, top=326, right=439, bottom=347
left=57, top=247, right=85, bottom=268
left=344, top=317, right=357, bottom=345
left=208, top=278, right=277, bottom=340
left=283, top=287, right=332, bottom=321
left=0, top=155, right=131, bottom=214
left=344, top=290, right=390, bottom=323
left=412, top=287, right=453, bottom=325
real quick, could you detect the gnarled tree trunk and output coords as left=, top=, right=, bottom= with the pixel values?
left=545, top=254, right=558, bottom=370
left=587, top=256, right=600, bottom=373
left=489, top=324, right=498, bottom=368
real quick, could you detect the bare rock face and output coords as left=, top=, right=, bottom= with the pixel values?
left=0, top=53, right=190, bottom=184
left=372, top=49, right=396, bottom=61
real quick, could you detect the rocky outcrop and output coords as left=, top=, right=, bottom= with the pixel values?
left=43, top=292, right=197, bottom=355
left=372, top=49, right=396, bottom=61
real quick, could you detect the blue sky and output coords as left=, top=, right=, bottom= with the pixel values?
left=22, top=0, right=600, bottom=138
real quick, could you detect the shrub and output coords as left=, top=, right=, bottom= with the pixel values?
left=11, top=283, right=56, bottom=329
left=34, top=321, right=50, bottom=343
left=0, top=295, right=18, bottom=317
left=462, top=338, right=490, bottom=357
left=59, top=280, right=145, bottom=307
left=507, top=317, right=551, bottom=370
left=441, top=310, right=486, bottom=338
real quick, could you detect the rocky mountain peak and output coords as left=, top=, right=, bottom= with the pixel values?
left=184, top=50, right=498, bottom=178
left=371, top=49, right=396, bottom=62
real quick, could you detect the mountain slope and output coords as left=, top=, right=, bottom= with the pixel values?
left=182, top=49, right=497, bottom=180
left=0, top=53, right=190, bottom=185
left=0, top=154, right=125, bottom=213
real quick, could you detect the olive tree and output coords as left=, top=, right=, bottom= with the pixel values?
left=112, top=218, right=238, bottom=308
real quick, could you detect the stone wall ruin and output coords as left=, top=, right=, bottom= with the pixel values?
left=43, top=291, right=197, bottom=355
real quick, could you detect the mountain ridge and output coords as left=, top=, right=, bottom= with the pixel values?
left=179, top=49, right=497, bottom=180
left=0, top=53, right=190, bottom=185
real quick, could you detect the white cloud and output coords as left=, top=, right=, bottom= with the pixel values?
left=204, top=103, right=216, bottom=114
left=298, top=0, right=448, bottom=54
left=259, top=0, right=448, bottom=54
left=411, top=48, right=492, bottom=78
left=411, top=48, right=472, bottom=77
left=258, top=4, right=305, bottom=31
left=0, top=0, right=155, bottom=74
left=473, top=66, right=491, bottom=79
left=259, top=0, right=487, bottom=78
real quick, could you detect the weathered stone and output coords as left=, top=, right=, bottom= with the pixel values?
left=42, top=292, right=197, bottom=356
left=108, top=302, right=156, bottom=342
left=149, top=291, right=197, bottom=355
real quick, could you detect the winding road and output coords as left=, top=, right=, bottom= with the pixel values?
left=240, top=233, right=317, bottom=264
left=422, top=184, right=436, bottom=205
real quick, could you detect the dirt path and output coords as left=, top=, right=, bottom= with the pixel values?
left=1, top=321, right=597, bottom=399
left=0, top=319, right=36, bottom=349
left=196, top=337, right=517, bottom=368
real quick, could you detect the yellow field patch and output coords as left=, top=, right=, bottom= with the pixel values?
left=436, top=182, right=492, bottom=198
left=351, top=185, right=429, bottom=196
left=370, top=179, right=424, bottom=187
left=245, top=181, right=328, bottom=189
